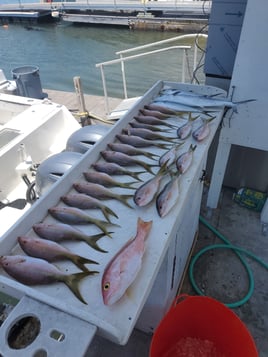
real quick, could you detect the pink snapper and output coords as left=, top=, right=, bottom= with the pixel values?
left=101, top=217, right=152, bottom=306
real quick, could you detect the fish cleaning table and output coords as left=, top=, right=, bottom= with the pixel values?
left=0, top=81, right=225, bottom=356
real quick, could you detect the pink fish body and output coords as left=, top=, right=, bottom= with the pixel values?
left=176, top=144, right=196, bottom=174
left=102, top=217, right=152, bottom=305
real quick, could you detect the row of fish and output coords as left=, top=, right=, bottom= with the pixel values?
left=0, top=86, right=217, bottom=307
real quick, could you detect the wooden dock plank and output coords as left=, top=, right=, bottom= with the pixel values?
left=44, top=88, right=123, bottom=120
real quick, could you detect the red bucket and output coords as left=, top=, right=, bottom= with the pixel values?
left=150, top=295, right=258, bottom=357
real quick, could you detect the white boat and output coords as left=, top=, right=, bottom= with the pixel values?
left=0, top=0, right=267, bottom=356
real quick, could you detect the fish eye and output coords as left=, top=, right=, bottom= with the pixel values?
left=103, top=282, right=110, bottom=290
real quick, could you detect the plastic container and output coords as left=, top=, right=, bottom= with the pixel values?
left=150, top=295, right=258, bottom=357
left=233, top=187, right=267, bottom=212
left=12, top=65, right=47, bottom=99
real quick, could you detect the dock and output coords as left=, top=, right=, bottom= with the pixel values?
left=44, top=88, right=133, bottom=124
left=0, top=1, right=210, bottom=30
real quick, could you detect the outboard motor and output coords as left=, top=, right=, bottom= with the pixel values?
left=66, top=125, right=110, bottom=154
left=35, top=152, right=82, bottom=196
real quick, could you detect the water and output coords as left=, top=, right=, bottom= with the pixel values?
left=0, top=19, right=205, bottom=98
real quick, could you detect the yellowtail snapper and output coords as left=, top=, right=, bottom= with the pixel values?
left=0, top=255, right=94, bottom=304
left=18, top=236, right=98, bottom=272
left=33, top=222, right=108, bottom=253
left=61, top=193, right=118, bottom=223
left=83, top=171, right=136, bottom=189
left=48, top=206, right=117, bottom=237
left=73, top=181, right=133, bottom=209
left=92, top=162, right=145, bottom=182
left=100, top=150, right=158, bottom=175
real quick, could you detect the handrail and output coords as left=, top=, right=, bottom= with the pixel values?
left=96, top=45, right=190, bottom=114
left=95, top=33, right=208, bottom=115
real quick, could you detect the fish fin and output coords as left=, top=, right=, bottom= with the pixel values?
left=118, top=194, right=134, bottom=209
left=63, top=271, right=98, bottom=304
left=101, top=205, right=119, bottom=222
left=84, top=233, right=109, bottom=251
left=70, top=255, right=99, bottom=272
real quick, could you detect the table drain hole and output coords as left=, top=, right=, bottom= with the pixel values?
left=33, top=349, right=47, bottom=357
left=50, top=329, right=65, bottom=342
left=8, top=315, right=40, bottom=349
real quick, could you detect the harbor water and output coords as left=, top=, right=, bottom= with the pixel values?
left=0, top=20, right=206, bottom=98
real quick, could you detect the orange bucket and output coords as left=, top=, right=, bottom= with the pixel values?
left=150, top=295, right=258, bottom=357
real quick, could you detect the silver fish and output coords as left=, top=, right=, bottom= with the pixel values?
left=159, top=142, right=184, bottom=167
left=101, top=150, right=157, bottom=175
left=155, top=92, right=255, bottom=112
left=176, top=144, right=197, bottom=174
left=107, top=142, right=159, bottom=160
left=177, top=113, right=200, bottom=140
left=139, top=108, right=170, bottom=119
left=156, top=173, right=181, bottom=217
left=73, top=181, right=133, bottom=209
left=144, top=103, right=186, bottom=116
left=129, top=120, right=172, bottom=133
left=116, top=134, right=171, bottom=150
left=61, top=193, right=118, bottom=223
left=192, top=117, right=215, bottom=142
left=92, top=162, right=145, bottom=182
left=18, top=236, right=98, bottom=271
left=33, top=222, right=108, bottom=253
left=122, top=128, right=177, bottom=143
left=134, top=165, right=168, bottom=207
left=83, top=171, right=136, bottom=189
left=48, top=206, right=116, bottom=237
left=153, top=100, right=202, bottom=113
left=0, top=255, right=94, bottom=304
left=134, top=115, right=176, bottom=129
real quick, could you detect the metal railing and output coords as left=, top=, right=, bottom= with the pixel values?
left=95, top=33, right=207, bottom=114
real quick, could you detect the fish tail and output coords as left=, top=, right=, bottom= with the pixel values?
left=84, top=233, right=109, bottom=252
left=94, top=219, right=117, bottom=237
left=156, top=142, right=173, bottom=150
left=189, top=113, right=200, bottom=122
left=139, top=162, right=157, bottom=175
left=119, top=181, right=137, bottom=189
left=143, top=151, right=160, bottom=160
left=63, top=271, right=98, bottom=304
left=101, top=205, right=119, bottom=222
left=130, top=170, right=146, bottom=182
left=118, top=194, right=134, bottom=209
left=70, top=255, right=99, bottom=272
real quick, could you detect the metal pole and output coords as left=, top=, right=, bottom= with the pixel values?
left=119, top=54, right=128, bottom=99
left=99, top=65, right=110, bottom=115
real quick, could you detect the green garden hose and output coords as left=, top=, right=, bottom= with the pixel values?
left=189, top=215, right=268, bottom=308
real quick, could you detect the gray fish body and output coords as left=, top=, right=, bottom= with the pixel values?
left=139, top=108, right=169, bottom=119
left=155, top=93, right=255, bottom=112
left=134, top=115, right=176, bottom=129
left=83, top=171, right=135, bottom=189
left=73, top=181, right=133, bottom=209
left=123, top=128, right=176, bottom=142
left=61, top=193, right=118, bottom=222
left=129, top=120, right=171, bottom=133
left=108, top=142, right=158, bottom=160
left=145, top=103, right=183, bottom=116
left=32, top=222, right=107, bottom=253
left=48, top=206, right=114, bottom=237
left=116, top=134, right=170, bottom=150
left=18, top=236, right=98, bottom=271
left=92, top=162, right=145, bottom=182
left=101, top=150, right=156, bottom=174
left=156, top=174, right=180, bottom=217
left=0, top=255, right=94, bottom=304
